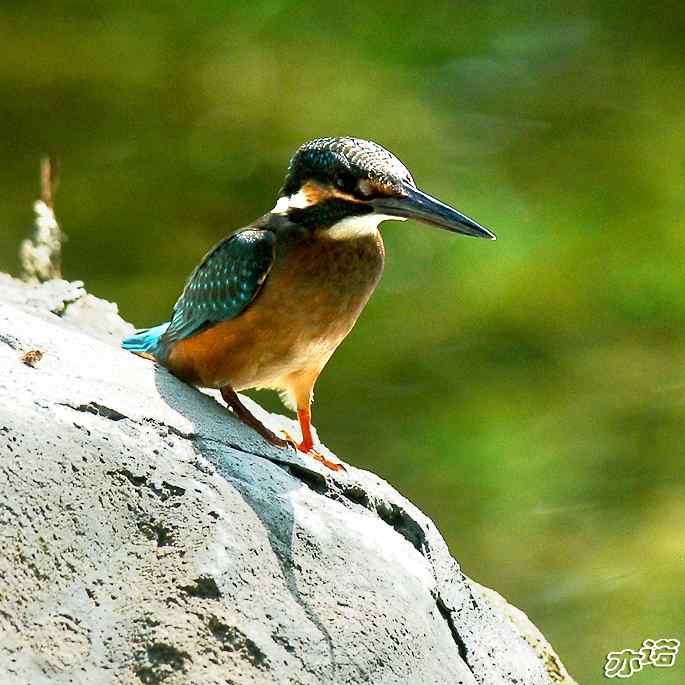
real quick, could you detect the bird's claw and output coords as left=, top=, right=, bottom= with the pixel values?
left=279, top=429, right=298, bottom=451
left=280, top=430, right=345, bottom=472
left=308, top=449, right=346, bottom=472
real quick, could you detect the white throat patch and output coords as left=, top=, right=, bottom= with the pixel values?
left=326, top=213, right=405, bottom=239
left=271, top=191, right=405, bottom=239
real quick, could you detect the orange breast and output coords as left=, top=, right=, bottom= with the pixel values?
left=165, top=231, right=384, bottom=392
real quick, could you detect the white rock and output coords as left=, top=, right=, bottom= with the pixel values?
left=0, top=276, right=576, bottom=685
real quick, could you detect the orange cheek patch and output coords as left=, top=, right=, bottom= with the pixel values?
left=300, top=179, right=392, bottom=204
left=302, top=180, right=370, bottom=205
left=300, top=181, right=335, bottom=206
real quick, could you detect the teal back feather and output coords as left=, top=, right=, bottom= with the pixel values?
left=121, top=229, right=275, bottom=362
left=121, top=322, right=170, bottom=358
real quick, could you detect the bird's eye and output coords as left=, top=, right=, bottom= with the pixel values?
left=333, top=173, right=356, bottom=194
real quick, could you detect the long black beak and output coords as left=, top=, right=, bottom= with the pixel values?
left=371, top=185, right=496, bottom=240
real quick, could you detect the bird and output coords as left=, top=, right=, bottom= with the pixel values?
left=122, top=137, right=495, bottom=471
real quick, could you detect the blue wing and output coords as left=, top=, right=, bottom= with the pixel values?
left=123, top=229, right=275, bottom=361
left=162, top=228, right=276, bottom=345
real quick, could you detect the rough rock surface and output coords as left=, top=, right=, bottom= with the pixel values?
left=0, top=276, right=577, bottom=685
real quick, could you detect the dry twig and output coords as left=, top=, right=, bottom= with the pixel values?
left=19, top=157, right=64, bottom=282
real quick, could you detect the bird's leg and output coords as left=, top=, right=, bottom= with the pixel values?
left=220, top=386, right=289, bottom=448
left=294, top=406, right=344, bottom=472
left=281, top=407, right=343, bottom=472
left=296, top=407, right=315, bottom=453
left=281, top=372, right=344, bottom=472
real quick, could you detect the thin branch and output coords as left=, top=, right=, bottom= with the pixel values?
left=19, top=156, right=64, bottom=282
left=40, top=157, right=59, bottom=209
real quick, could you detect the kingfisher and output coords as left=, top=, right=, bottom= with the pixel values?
left=122, top=137, right=495, bottom=471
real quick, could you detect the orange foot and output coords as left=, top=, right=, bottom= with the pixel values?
left=281, top=430, right=345, bottom=472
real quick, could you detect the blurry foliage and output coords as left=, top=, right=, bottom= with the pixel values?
left=1, top=2, right=684, bottom=682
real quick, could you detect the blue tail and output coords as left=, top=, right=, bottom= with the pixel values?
left=121, top=322, right=170, bottom=357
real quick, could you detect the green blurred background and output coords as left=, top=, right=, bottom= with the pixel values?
left=1, top=2, right=683, bottom=681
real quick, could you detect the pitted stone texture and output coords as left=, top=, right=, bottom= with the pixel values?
left=0, top=276, right=576, bottom=685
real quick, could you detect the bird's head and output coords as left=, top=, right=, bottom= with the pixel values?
left=272, top=137, right=495, bottom=240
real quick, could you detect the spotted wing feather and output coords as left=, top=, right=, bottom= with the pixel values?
left=158, top=229, right=275, bottom=353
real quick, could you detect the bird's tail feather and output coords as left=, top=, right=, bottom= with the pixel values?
left=121, top=322, right=169, bottom=357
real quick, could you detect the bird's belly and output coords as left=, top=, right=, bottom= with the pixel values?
left=166, top=232, right=384, bottom=391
